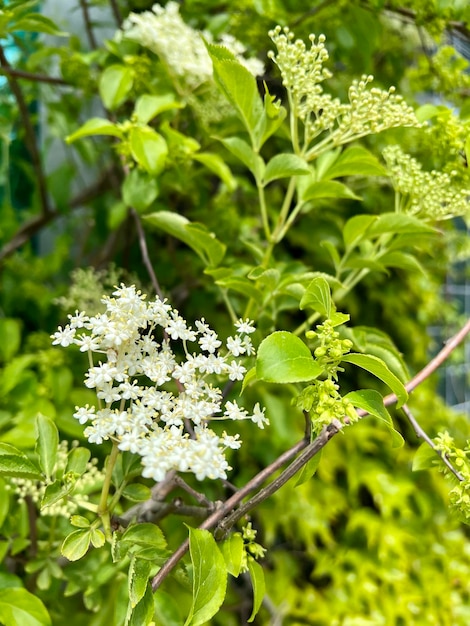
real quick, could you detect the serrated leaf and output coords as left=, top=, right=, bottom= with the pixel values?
left=193, top=152, right=237, bottom=191
left=66, top=118, right=124, bottom=143
left=247, top=558, right=265, bottom=623
left=121, top=523, right=167, bottom=555
left=126, top=583, right=154, bottom=626
left=301, top=180, right=362, bottom=203
left=262, top=154, right=310, bottom=185
left=122, top=168, right=159, bottom=212
left=0, top=451, right=42, bottom=480
left=295, top=450, right=323, bottom=486
left=323, top=146, right=387, bottom=178
left=70, top=515, right=90, bottom=529
left=256, top=331, right=323, bottom=383
left=65, top=447, right=91, bottom=475
left=184, top=527, right=227, bottom=626
left=253, top=84, right=287, bottom=148
left=41, top=480, right=73, bottom=510
left=129, top=127, right=168, bottom=175
left=343, top=215, right=377, bottom=249
left=122, top=483, right=152, bottom=502
left=300, top=276, right=332, bottom=317
left=99, top=64, right=134, bottom=111
left=220, top=533, right=244, bottom=577
left=144, top=211, right=226, bottom=267
left=0, top=588, right=51, bottom=626
left=412, top=442, right=438, bottom=471
left=61, top=529, right=91, bottom=562
left=35, top=414, right=58, bottom=481
left=129, top=556, right=151, bottom=608
left=134, top=94, right=183, bottom=124
left=345, top=389, right=404, bottom=447
left=341, top=354, right=408, bottom=408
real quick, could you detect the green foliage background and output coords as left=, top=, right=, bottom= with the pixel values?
left=0, top=0, right=469, bottom=624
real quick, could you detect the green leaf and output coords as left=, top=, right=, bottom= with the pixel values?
left=214, top=276, right=261, bottom=300
left=345, top=389, right=404, bottom=447
left=99, top=64, right=134, bottom=111
left=241, top=366, right=257, bottom=393
left=0, top=478, right=10, bottom=528
left=184, top=527, right=227, bottom=626
left=0, top=318, right=21, bottom=361
left=35, top=414, right=59, bottom=481
left=220, top=533, right=244, bottom=577
left=66, top=118, right=124, bottom=143
left=41, top=480, right=73, bottom=511
left=300, top=276, right=332, bottom=317
left=295, top=450, right=323, bottom=486
left=341, top=354, right=408, bottom=408
left=122, top=168, right=159, bottom=212
left=12, top=14, right=67, bottom=36
left=465, top=134, right=470, bottom=168
left=0, top=588, right=51, bottom=626
left=193, top=152, right=237, bottom=191
left=126, top=583, right=155, bottom=626
left=262, top=154, right=310, bottom=185
left=70, top=515, right=90, bottom=529
left=129, top=556, right=151, bottom=608
left=207, top=43, right=263, bottom=140
left=368, top=213, right=436, bottom=237
left=65, top=447, right=91, bottom=476
left=0, top=445, right=42, bottom=480
left=122, top=483, right=152, bottom=502
left=343, top=215, right=377, bottom=249
left=144, top=211, right=226, bottom=267
left=129, top=127, right=168, bottom=175
left=90, top=529, right=105, bottom=548
left=247, top=558, right=265, bottom=622
left=300, top=180, right=362, bottom=203
left=219, top=137, right=265, bottom=180
left=61, top=529, right=91, bottom=562
left=256, top=331, right=323, bottom=383
left=322, top=146, right=387, bottom=179
left=253, top=84, right=287, bottom=148
left=134, top=94, right=183, bottom=124
left=412, top=443, right=438, bottom=471
left=121, top=523, right=167, bottom=556
left=379, top=251, right=426, bottom=274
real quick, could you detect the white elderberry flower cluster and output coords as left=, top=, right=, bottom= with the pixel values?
left=383, top=145, right=470, bottom=220
left=268, top=26, right=420, bottom=150
left=8, top=441, right=104, bottom=518
left=52, top=285, right=268, bottom=483
left=121, top=2, right=264, bottom=90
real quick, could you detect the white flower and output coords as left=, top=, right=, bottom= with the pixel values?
left=226, top=335, right=246, bottom=356
left=224, top=400, right=249, bottom=421
left=73, top=405, right=95, bottom=424
left=226, top=360, right=246, bottom=381
left=234, top=318, right=256, bottom=334
left=251, top=403, right=269, bottom=429
left=51, top=325, right=76, bottom=347
left=199, top=331, right=222, bottom=353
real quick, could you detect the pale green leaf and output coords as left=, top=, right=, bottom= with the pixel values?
left=126, top=583, right=155, bottom=626
left=122, top=168, right=159, bottom=212
left=144, top=211, right=226, bottom=267
left=247, top=559, right=265, bottom=623
left=65, top=447, right=91, bottom=476
left=129, top=127, right=168, bottom=175
left=301, top=180, right=362, bottom=203
left=0, top=447, right=42, bottom=480
left=0, top=318, right=21, bottom=361
left=295, top=450, right=323, bottom=487
left=256, top=331, right=323, bottom=383
left=220, top=533, right=244, bottom=577
left=342, top=354, right=408, bottom=408
left=70, top=515, right=90, bottom=529
left=345, top=389, right=404, bottom=447
left=184, top=527, right=227, bottom=626
left=300, top=276, right=332, bottom=317
left=99, top=64, right=134, bottom=111
left=379, top=251, right=427, bottom=274
left=129, top=556, right=151, bottom=608
left=323, top=146, right=387, bottom=179
left=253, top=84, right=287, bottom=148
left=263, top=154, right=310, bottom=185
left=343, top=215, right=377, bottom=249
left=412, top=442, right=439, bottom=471
left=41, top=480, right=73, bottom=511
left=0, top=588, right=51, bottom=626
left=61, top=529, right=91, bottom=562
left=368, top=213, right=436, bottom=237
left=219, top=137, right=265, bottom=180
left=90, top=529, right=105, bottom=549
left=122, top=483, right=152, bottom=502
left=193, top=153, right=237, bottom=191
left=66, top=118, right=124, bottom=143
left=35, top=414, right=59, bottom=481
left=134, top=94, right=183, bottom=124
left=12, top=14, right=67, bottom=36
left=214, top=276, right=261, bottom=300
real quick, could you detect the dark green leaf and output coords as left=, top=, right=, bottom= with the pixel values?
left=322, top=146, right=387, bottom=178
left=219, top=137, right=265, bottom=180
left=126, top=583, right=155, bottom=626
left=368, top=213, right=436, bottom=237
left=193, top=153, right=237, bottom=191
left=343, top=215, right=377, bottom=249
left=35, top=414, right=58, bottom=481
left=295, top=450, right=323, bottom=486
left=345, top=389, right=404, bottom=447
left=300, top=276, right=332, bottom=317
left=129, top=556, right=151, bottom=608
left=342, top=354, right=408, bottom=408
left=247, top=558, right=265, bottom=623
left=257, top=331, right=323, bottom=383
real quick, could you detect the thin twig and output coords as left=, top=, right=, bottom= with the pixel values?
left=0, top=66, right=67, bottom=85
left=0, top=44, right=51, bottom=216
left=173, top=475, right=215, bottom=508
left=79, top=0, right=98, bottom=49
left=109, top=0, right=123, bottom=27
left=131, top=208, right=164, bottom=299
left=402, top=404, right=464, bottom=481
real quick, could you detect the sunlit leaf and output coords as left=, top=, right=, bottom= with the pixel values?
left=257, top=331, right=323, bottom=383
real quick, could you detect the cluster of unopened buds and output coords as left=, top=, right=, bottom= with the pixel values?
left=52, top=285, right=268, bottom=482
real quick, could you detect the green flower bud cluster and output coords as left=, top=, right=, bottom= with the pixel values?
left=308, top=320, right=353, bottom=379
left=240, top=522, right=266, bottom=573
left=7, top=441, right=104, bottom=518
left=295, top=379, right=358, bottom=433
left=383, top=145, right=470, bottom=221
left=434, top=431, right=470, bottom=521
left=268, top=26, right=420, bottom=151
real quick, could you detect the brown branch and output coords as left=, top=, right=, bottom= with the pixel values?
left=0, top=168, right=114, bottom=263
left=131, top=208, right=164, bottom=299
left=109, top=0, right=123, bottom=27
left=402, top=404, right=464, bottom=481
left=0, top=66, right=67, bottom=85
left=0, top=44, right=51, bottom=217
left=151, top=318, right=470, bottom=591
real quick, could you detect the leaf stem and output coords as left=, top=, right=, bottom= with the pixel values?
left=98, top=442, right=120, bottom=541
